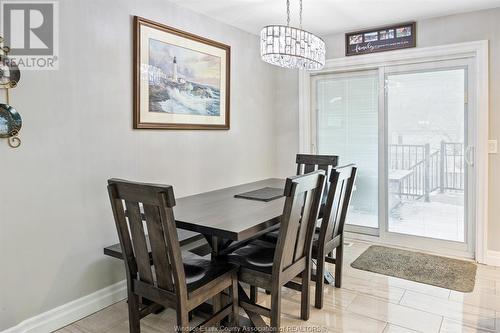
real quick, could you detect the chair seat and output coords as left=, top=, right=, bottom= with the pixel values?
left=261, top=228, right=322, bottom=247
left=260, top=204, right=325, bottom=244
left=225, top=239, right=276, bottom=274
left=184, top=257, right=238, bottom=292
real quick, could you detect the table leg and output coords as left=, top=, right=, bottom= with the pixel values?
left=209, top=236, right=223, bottom=323
left=324, top=271, right=335, bottom=284
left=207, top=235, right=265, bottom=330
left=312, top=258, right=336, bottom=285
left=237, top=283, right=269, bottom=330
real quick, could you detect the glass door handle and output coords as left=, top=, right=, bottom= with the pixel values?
left=311, top=142, right=317, bottom=154
left=465, top=145, right=475, bottom=166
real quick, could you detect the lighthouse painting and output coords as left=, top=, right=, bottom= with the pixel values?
left=134, top=16, right=230, bottom=130
left=148, top=39, right=221, bottom=117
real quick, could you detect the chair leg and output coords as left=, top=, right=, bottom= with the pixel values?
left=250, top=285, right=257, bottom=303
left=212, top=292, right=222, bottom=327
left=231, top=276, right=239, bottom=327
left=127, top=292, right=141, bottom=333
left=270, top=286, right=281, bottom=331
left=335, top=243, right=344, bottom=288
left=301, top=263, right=311, bottom=320
left=315, top=254, right=325, bottom=309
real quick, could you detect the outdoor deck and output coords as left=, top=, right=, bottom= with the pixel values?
left=348, top=191, right=464, bottom=242
left=347, top=141, right=465, bottom=242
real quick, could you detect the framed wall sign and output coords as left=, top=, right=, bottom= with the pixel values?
left=345, top=22, right=416, bottom=56
left=134, top=16, right=230, bottom=130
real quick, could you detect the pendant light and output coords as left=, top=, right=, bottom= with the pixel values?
left=260, top=0, right=326, bottom=70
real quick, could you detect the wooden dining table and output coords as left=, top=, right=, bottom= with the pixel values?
left=105, top=176, right=344, bottom=330
left=174, top=178, right=285, bottom=253
left=104, top=178, right=287, bottom=329
left=104, top=177, right=342, bottom=329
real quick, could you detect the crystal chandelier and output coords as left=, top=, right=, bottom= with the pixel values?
left=260, top=0, right=326, bottom=70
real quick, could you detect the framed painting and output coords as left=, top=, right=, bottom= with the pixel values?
left=133, top=16, right=230, bottom=130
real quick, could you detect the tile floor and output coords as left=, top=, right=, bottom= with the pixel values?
left=56, top=241, right=500, bottom=333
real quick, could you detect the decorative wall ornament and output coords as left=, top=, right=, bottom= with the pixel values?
left=0, top=35, right=21, bottom=148
left=345, top=22, right=416, bottom=56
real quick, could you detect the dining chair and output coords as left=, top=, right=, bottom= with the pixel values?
left=296, top=154, right=339, bottom=217
left=225, top=170, right=326, bottom=331
left=296, top=153, right=338, bottom=176
left=107, top=179, right=239, bottom=333
left=260, top=153, right=337, bottom=296
left=310, top=164, right=357, bottom=309
left=262, top=154, right=338, bottom=244
left=262, top=163, right=357, bottom=309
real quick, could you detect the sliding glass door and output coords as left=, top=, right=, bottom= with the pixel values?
left=382, top=60, right=474, bottom=256
left=312, top=59, right=475, bottom=257
left=386, top=66, right=467, bottom=242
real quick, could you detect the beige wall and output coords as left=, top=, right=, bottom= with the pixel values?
left=0, top=0, right=277, bottom=329
left=273, top=8, right=500, bottom=251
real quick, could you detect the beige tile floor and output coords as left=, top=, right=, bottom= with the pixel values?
left=56, top=241, right=500, bottom=333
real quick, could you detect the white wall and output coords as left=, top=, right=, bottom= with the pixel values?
left=273, top=69, right=300, bottom=177
left=0, top=0, right=277, bottom=329
left=273, top=7, right=500, bottom=251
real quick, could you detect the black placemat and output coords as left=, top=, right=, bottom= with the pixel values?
left=234, top=187, right=284, bottom=202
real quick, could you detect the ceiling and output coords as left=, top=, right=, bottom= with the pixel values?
left=168, top=0, right=500, bottom=36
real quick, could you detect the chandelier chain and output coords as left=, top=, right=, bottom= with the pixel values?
left=286, top=0, right=290, bottom=26
left=300, top=0, right=303, bottom=29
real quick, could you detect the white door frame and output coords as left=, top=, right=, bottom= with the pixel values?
left=298, top=40, right=489, bottom=263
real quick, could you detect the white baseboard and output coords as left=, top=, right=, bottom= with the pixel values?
left=2, top=280, right=127, bottom=333
left=485, top=250, right=500, bottom=267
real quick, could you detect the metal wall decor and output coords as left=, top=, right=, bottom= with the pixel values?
left=0, top=35, right=21, bottom=148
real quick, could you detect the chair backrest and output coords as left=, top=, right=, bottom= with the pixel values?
left=296, top=154, right=338, bottom=203
left=107, top=179, right=186, bottom=296
left=273, top=170, right=326, bottom=275
left=296, top=154, right=338, bottom=177
left=318, top=165, right=357, bottom=247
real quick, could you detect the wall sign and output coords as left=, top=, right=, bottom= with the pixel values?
left=345, top=22, right=416, bottom=56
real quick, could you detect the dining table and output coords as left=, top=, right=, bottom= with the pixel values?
left=173, top=178, right=285, bottom=253
left=103, top=177, right=333, bottom=330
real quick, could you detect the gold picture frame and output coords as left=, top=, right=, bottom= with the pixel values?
left=133, top=16, right=230, bottom=130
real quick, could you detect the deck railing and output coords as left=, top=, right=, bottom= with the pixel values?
left=389, top=141, right=464, bottom=201
left=441, top=142, right=465, bottom=191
